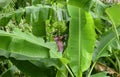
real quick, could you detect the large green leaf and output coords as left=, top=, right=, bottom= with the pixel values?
left=106, top=4, right=120, bottom=26
left=66, top=5, right=96, bottom=77
left=92, top=27, right=120, bottom=62
left=10, top=58, right=69, bottom=77
left=68, top=0, right=92, bottom=10
left=11, top=59, right=55, bottom=77
left=30, top=58, right=68, bottom=77
left=25, top=5, right=50, bottom=37
left=0, top=29, right=61, bottom=60
left=105, top=4, right=120, bottom=39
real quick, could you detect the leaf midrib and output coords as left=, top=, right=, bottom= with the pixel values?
left=78, top=8, right=81, bottom=76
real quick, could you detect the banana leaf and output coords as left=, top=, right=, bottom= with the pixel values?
left=106, top=4, right=120, bottom=26
left=93, top=26, right=120, bottom=62
left=25, top=5, right=50, bottom=37
left=0, top=29, right=62, bottom=60
left=68, top=0, right=92, bottom=10
left=66, top=5, right=96, bottom=77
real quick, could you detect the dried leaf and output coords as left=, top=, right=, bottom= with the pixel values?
left=95, top=62, right=117, bottom=75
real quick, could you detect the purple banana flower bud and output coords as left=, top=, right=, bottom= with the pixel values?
left=54, top=36, right=64, bottom=52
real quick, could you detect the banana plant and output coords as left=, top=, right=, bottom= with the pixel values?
left=65, top=0, right=96, bottom=77
left=0, top=0, right=120, bottom=77
left=88, top=3, right=120, bottom=77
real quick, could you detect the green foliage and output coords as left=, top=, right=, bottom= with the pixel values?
left=106, top=4, right=120, bottom=26
left=0, top=29, right=62, bottom=59
left=14, top=8, right=25, bottom=24
left=0, top=14, right=12, bottom=26
left=68, top=0, right=92, bottom=10
left=93, top=27, right=120, bottom=62
left=67, top=4, right=96, bottom=77
left=11, top=59, right=55, bottom=77
left=25, top=5, right=50, bottom=37
left=0, top=0, right=11, bottom=9
left=91, top=72, right=109, bottom=77
left=0, top=0, right=120, bottom=77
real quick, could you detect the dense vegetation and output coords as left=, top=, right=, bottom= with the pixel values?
left=0, top=0, right=120, bottom=77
